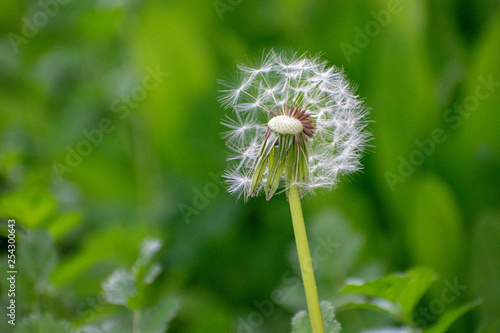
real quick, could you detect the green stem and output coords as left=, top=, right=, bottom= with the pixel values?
left=133, top=309, right=139, bottom=333
left=288, top=185, right=324, bottom=333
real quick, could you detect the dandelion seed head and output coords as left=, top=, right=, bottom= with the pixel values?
left=219, top=50, right=370, bottom=199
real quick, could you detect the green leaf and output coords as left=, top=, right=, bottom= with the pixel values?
left=470, top=212, right=500, bottom=328
left=77, top=318, right=131, bottom=333
left=340, top=299, right=402, bottom=318
left=15, top=314, right=72, bottom=333
left=102, top=269, right=137, bottom=306
left=342, top=267, right=437, bottom=321
left=142, top=263, right=163, bottom=285
left=444, top=14, right=500, bottom=210
left=291, top=301, right=341, bottom=333
left=51, top=225, right=151, bottom=290
left=18, top=229, right=57, bottom=294
left=46, top=211, right=82, bottom=239
left=0, top=188, right=56, bottom=229
left=291, top=310, right=313, bottom=333
left=137, top=296, right=180, bottom=333
left=405, top=175, right=465, bottom=278
left=368, top=0, right=440, bottom=195
left=423, top=300, right=481, bottom=333
left=132, top=238, right=163, bottom=285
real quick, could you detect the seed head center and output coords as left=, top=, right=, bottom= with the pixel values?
left=268, top=115, right=303, bottom=135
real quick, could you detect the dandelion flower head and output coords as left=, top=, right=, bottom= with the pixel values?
left=219, top=50, right=370, bottom=200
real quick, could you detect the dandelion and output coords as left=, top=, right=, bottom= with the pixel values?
left=219, top=50, right=370, bottom=332
left=220, top=50, right=370, bottom=201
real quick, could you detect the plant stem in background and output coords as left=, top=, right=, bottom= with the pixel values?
left=133, top=309, right=139, bottom=333
left=288, top=185, right=324, bottom=333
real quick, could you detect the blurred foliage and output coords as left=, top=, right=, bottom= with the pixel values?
left=292, top=301, right=341, bottom=333
left=1, top=0, right=499, bottom=332
left=341, top=267, right=479, bottom=332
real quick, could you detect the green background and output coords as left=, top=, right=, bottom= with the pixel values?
left=1, top=0, right=499, bottom=332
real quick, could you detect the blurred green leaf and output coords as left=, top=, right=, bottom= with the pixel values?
left=46, top=211, right=82, bottom=239
left=128, top=238, right=164, bottom=309
left=14, top=313, right=72, bottom=333
left=132, top=1, right=218, bottom=176
left=102, top=269, right=137, bottom=306
left=405, top=175, right=465, bottom=278
left=423, top=300, right=481, bottom=333
left=340, top=299, right=402, bottom=319
left=78, top=318, right=132, bottom=333
left=290, top=310, right=313, bottom=333
left=132, top=238, right=163, bottom=286
left=470, top=211, right=500, bottom=329
left=443, top=12, right=500, bottom=211
left=342, top=267, right=437, bottom=321
left=0, top=189, right=56, bottom=229
left=368, top=0, right=440, bottom=198
left=137, top=296, right=179, bottom=333
left=176, top=288, right=235, bottom=333
left=291, top=301, right=341, bottom=333
left=18, top=229, right=57, bottom=294
left=51, top=225, right=151, bottom=292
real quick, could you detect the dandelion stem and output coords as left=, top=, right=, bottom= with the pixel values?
left=288, top=185, right=324, bottom=333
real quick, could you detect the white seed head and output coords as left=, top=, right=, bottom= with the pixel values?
left=219, top=50, right=371, bottom=199
left=268, top=116, right=303, bottom=135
